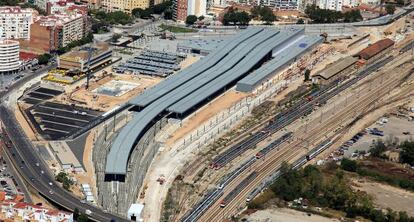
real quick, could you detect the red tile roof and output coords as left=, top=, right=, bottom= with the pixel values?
left=20, top=51, right=39, bottom=61
left=357, top=38, right=394, bottom=60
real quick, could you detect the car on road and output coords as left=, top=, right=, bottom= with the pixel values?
left=49, top=190, right=54, bottom=194
left=48, top=182, right=53, bottom=186
left=85, top=209, right=92, bottom=215
left=35, top=162, right=39, bottom=167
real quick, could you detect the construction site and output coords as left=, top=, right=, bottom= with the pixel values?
left=4, top=7, right=414, bottom=222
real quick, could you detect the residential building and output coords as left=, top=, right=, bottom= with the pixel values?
left=173, top=0, right=188, bottom=21
left=173, top=0, right=207, bottom=21
left=0, top=201, right=73, bottom=222
left=317, top=0, right=343, bottom=11
left=0, top=40, right=20, bottom=75
left=258, top=0, right=299, bottom=10
left=58, top=42, right=112, bottom=72
left=74, top=0, right=102, bottom=9
left=101, top=0, right=151, bottom=13
left=19, top=11, right=90, bottom=54
left=0, top=6, right=35, bottom=40
left=47, top=0, right=88, bottom=15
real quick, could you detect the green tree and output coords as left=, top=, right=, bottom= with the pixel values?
left=0, top=0, right=19, bottom=6
left=400, top=141, right=414, bottom=165
left=55, top=172, right=73, bottom=191
left=398, top=211, right=410, bottom=222
left=341, top=158, right=358, bottom=172
left=297, top=18, right=305, bottom=24
left=260, top=6, right=276, bottom=24
left=304, top=69, right=311, bottom=81
left=132, top=8, right=152, bottom=18
left=270, top=162, right=303, bottom=201
left=37, top=53, right=52, bottom=65
left=250, top=6, right=261, bottom=20
left=185, top=15, right=198, bottom=25
left=305, top=4, right=343, bottom=23
left=198, top=15, right=205, bottom=21
left=343, top=10, right=363, bottom=22
left=73, top=208, right=80, bottom=221
left=385, top=4, right=396, bottom=15
left=370, top=140, right=387, bottom=158
left=77, top=213, right=89, bottom=222
left=164, top=9, right=173, bottom=20
left=111, top=33, right=122, bottom=43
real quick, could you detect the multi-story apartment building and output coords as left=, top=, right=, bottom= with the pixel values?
left=0, top=7, right=35, bottom=40
left=20, top=11, right=89, bottom=53
left=255, top=0, right=299, bottom=10
left=173, top=0, right=207, bottom=21
left=35, top=0, right=49, bottom=11
left=0, top=40, right=20, bottom=75
left=317, top=0, right=343, bottom=11
left=101, top=0, right=151, bottom=13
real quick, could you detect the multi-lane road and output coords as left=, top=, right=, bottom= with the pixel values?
left=0, top=63, right=129, bottom=221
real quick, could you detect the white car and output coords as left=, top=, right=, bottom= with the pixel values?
left=85, top=209, right=92, bottom=215
left=49, top=182, right=53, bottom=186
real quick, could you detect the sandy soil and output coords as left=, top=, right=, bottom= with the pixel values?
left=165, top=90, right=248, bottom=146
left=245, top=208, right=340, bottom=222
left=353, top=180, right=414, bottom=216
left=14, top=105, right=37, bottom=141
left=56, top=73, right=161, bottom=112
left=180, top=54, right=200, bottom=69
left=74, top=130, right=97, bottom=198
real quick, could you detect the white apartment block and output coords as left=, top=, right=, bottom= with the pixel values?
left=0, top=40, right=20, bottom=75
left=0, top=7, right=34, bottom=40
left=317, top=0, right=343, bottom=11
left=188, top=0, right=207, bottom=16
left=35, top=0, right=49, bottom=11
left=258, top=0, right=299, bottom=10
left=101, top=0, right=150, bottom=13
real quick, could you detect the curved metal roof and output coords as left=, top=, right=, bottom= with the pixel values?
left=105, top=28, right=284, bottom=175
left=128, top=28, right=264, bottom=108
left=236, top=35, right=323, bottom=92
left=167, top=29, right=304, bottom=114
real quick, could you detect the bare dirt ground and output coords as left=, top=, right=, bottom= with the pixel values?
left=165, top=90, right=248, bottom=147
left=180, top=54, right=200, bottom=69
left=245, top=208, right=340, bottom=222
left=56, top=73, right=161, bottom=112
left=353, top=180, right=414, bottom=216
left=71, top=130, right=98, bottom=199
left=14, top=105, right=37, bottom=141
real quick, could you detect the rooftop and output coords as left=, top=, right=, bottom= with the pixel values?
left=357, top=38, right=395, bottom=60
left=315, top=56, right=358, bottom=80
left=59, top=43, right=110, bottom=62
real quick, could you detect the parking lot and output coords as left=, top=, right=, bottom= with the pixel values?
left=26, top=102, right=102, bottom=140
left=21, top=87, right=63, bottom=106
left=336, top=116, right=414, bottom=158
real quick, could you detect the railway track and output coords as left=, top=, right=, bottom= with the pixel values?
left=209, top=55, right=393, bottom=170
left=182, top=50, right=413, bottom=222
left=199, top=57, right=414, bottom=221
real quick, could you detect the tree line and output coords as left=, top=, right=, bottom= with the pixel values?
left=305, top=4, right=363, bottom=23
left=249, top=162, right=414, bottom=222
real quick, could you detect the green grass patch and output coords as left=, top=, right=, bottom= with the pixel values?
left=159, top=24, right=197, bottom=33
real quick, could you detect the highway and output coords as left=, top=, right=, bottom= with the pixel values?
left=0, top=106, right=129, bottom=221
left=0, top=63, right=129, bottom=221
left=181, top=45, right=414, bottom=221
